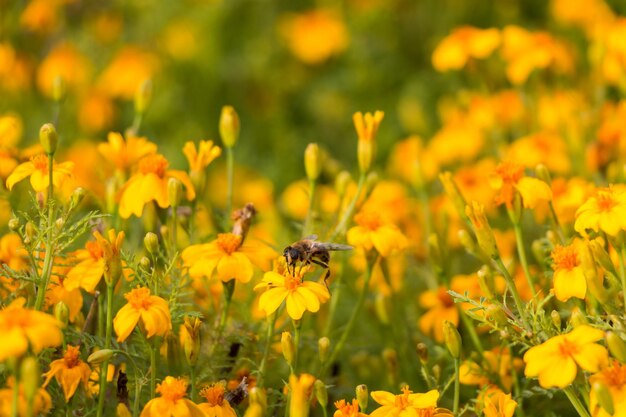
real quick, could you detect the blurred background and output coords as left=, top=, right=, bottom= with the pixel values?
left=2, top=0, right=626, bottom=189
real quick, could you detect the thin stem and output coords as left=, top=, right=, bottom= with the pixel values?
left=494, top=257, right=530, bottom=330
left=34, top=154, right=56, bottom=310
left=11, top=365, right=18, bottom=417
left=293, top=320, right=302, bottom=373
left=330, top=173, right=366, bottom=241
left=96, top=284, right=114, bottom=417
left=150, top=342, right=158, bottom=398
left=620, top=244, right=626, bottom=315
left=170, top=204, right=178, bottom=254
left=453, top=358, right=460, bottom=415
left=512, top=221, right=537, bottom=298
left=216, top=280, right=236, bottom=344
left=226, top=146, right=234, bottom=220
left=458, top=308, right=484, bottom=357
left=303, top=180, right=316, bottom=237
left=258, top=313, right=277, bottom=387
left=321, top=254, right=378, bottom=376
left=564, top=387, right=592, bottom=417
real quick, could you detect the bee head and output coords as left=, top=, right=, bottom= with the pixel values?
left=283, top=246, right=297, bottom=265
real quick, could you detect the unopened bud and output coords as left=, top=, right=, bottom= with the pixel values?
left=20, top=356, right=40, bottom=403
left=40, top=123, right=58, bottom=155
left=477, top=267, right=495, bottom=299
left=314, top=380, right=328, bottom=408
left=281, top=332, right=295, bottom=367
left=139, top=256, right=151, bottom=269
left=466, top=202, right=499, bottom=259
left=606, top=331, right=626, bottom=363
left=249, top=387, right=267, bottom=411
left=356, top=384, right=368, bottom=411
left=52, top=76, right=66, bottom=102
left=592, top=381, right=615, bottom=415
left=318, top=337, right=330, bottom=363
left=416, top=343, right=428, bottom=364
left=458, top=229, right=477, bottom=254
left=8, top=218, right=19, bottom=232
left=589, top=240, right=617, bottom=278
left=55, top=218, right=65, bottom=231
left=374, top=294, right=390, bottom=325
left=219, top=106, right=240, bottom=148
left=168, top=177, right=183, bottom=208
left=335, top=171, right=351, bottom=197
left=535, top=164, right=552, bottom=185
left=570, top=309, right=588, bottom=327
left=443, top=320, right=462, bottom=359
left=180, top=316, right=201, bottom=367
left=24, top=221, right=35, bottom=244
left=431, top=364, right=441, bottom=381
left=88, top=349, right=115, bottom=365
left=71, top=187, right=86, bottom=207
left=439, top=172, right=468, bottom=223
left=54, top=302, right=69, bottom=327
left=135, top=79, right=153, bottom=114
left=144, top=232, right=159, bottom=254
left=117, top=403, right=132, bottom=417
left=485, top=304, right=507, bottom=326
left=304, top=143, right=322, bottom=182
left=551, top=310, right=561, bottom=330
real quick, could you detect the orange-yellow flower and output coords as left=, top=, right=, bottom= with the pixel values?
left=254, top=268, right=330, bottom=320
left=418, top=287, right=458, bottom=343
left=589, top=361, right=626, bottom=417
left=140, top=376, right=204, bottom=417
left=288, top=373, right=317, bottom=417
left=97, top=132, right=157, bottom=173
left=575, top=186, right=626, bottom=236
left=483, top=390, right=517, bottom=417
left=6, top=154, right=74, bottom=192
left=64, top=240, right=105, bottom=293
left=551, top=244, right=587, bottom=301
left=354, top=111, right=384, bottom=173
left=432, top=26, right=500, bottom=71
left=118, top=154, right=195, bottom=218
left=0, top=233, right=28, bottom=296
left=370, top=387, right=452, bottom=417
left=490, top=162, right=552, bottom=209
left=113, top=287, right=171, bottom=342
left=524, top=325, right=609, bottom=388
left=460, top=348, right=523, bottom=392
left=334, top=399, right=367, bottom=417
left=43, top=345, right=91, bottom=401
left=183, top=140, right=222, bottom=174
left=0, top=298, right=63, bottom=361
left=197, top=383, right=237, bottom=417
left=347, top=211, right=407, bottom=257
left=97, top=46, right=159, bottom=100
left=36, top=43, right=91, bottom=97
left=0, top=377, right=52, bottom=417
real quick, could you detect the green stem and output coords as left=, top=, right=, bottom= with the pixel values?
left=11, top=365, right=18, bottom=417
left=171, top=204, right=178, bottom=253
left=453, top=358, right=460, bottom=415
left=258, top=313, right=277, bottom=387
left=150, top=342, right=158, bottom=398
left=330, top=173, right=366, bottom=241
left=512, top=221, right=537, bottom=298
left=323, top=255, right=346, bottom=337
left=458, top=308, right=484, bottom=357
left=216, top=280, right=236, bottom=342
left=564, top=387, right=592, bottom=417
left=620, top=244, right=626, bottom=315
left=190, top=366, right=197, bottom=402
left=494, top=257, right=530, bottom=330
left=34, top=154, right=56, bottom=311
left=226, top=146, right=234, bottom=221
left=96, top=284, right=114, bottom=417
left=321, top=254, right=377, bottom=376
left=293, top=320, right=302, bottom=373
left=303, top=180, right=316, bottom=237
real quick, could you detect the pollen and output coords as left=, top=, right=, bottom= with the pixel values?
left=200, top=383, right=225, bottom=406
left=124, top=287, right=153, bottom=310
left=63, top=345, right=81, bottom=368
left=138, top=154, right=169, bottom=177
left=354, top=211, right=382, bottom=230
left=558, top=338, right=580, bottom=357
left=156, top=376, right=188, bottom=402
left=285, top=274, right=302, bottom=291
left=551, top=245, right=579, bottom=270
left=599, top=362, right=626, bottom=387
left=31, top=154, right=49, bottom=173
left=216, top=233, right=242, bottom=255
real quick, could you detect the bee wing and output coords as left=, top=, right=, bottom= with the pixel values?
left=302, top=234, right=318, bottom=241
left=314, top=242, right=353, bottom=251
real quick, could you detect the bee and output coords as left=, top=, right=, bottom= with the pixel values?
left=283, top=235, right=352, bottom=281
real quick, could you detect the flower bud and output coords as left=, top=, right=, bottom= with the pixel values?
left=70, top=187, right=86, bottom=207
left=55, top=218, right=65, bottom=231
left=416, top=343, right=428, bottom=364
left=592, top=381, right=615, bottom=415
left=144, top=232, right=159, bottom=254
left=551, top=310, right=561, bottom=330
left=135, top=79, right=153, bottom=114
left=356, top=384, right=368, bottom=411
left=353, top=111, right=384, bottom=174
left=358, top=139, right=375, bottom=174
left=458, top=229, right=477, bottom=255
left=477, top=266, right=495, bottom=299
left=139, top=256, right=151, bottom=269
left=52, top=76, right=66, bottom=102
left=8, top=218, right=19, bottom=232
left=466, top=202, right=499, bottom=259
left=180, top=316, right=202, bottom=367
left=606, top=331, right=626, bottom=363
left=20, top=356, right=40, bottom=404
left=440, top=172, right=468, bottom=223
left=314, top=380, right=328, bottom=408
left=40, top=123, right=58, bottom=155
left=443, top=320, right=462, bottom=359
left=485, top=304, right=507, bottom=326
left=318, top=337, right=330, bottom=363
left=54, top=301, right=69, bottom=327
left=374, top=294, right=390, bottom=325
left=168, top=177, right=183, bottom=208
left=570, top=308, right=588, bottom=327
left=249, top=387, right=267, bottom=411
left=117, top=403, right=132, bottom=417
left=88, top=349, right=115, bottom=365
left=24, top=221, right=35, bottom=244
left=219, top=106, right=240, bottom=148
left=588, top=240, right=617, bottom=278
left=335, top=170, right=351, bottom=197
left=281, top=332, right=295, bottom=367
left=304, top=143, right=322, bottom=182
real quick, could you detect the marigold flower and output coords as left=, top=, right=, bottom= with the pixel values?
left=419, top=287, right=458, bottom=343
left=42, top=345, right=91, bottom=401
left=524, top=324, right=609, bottom=388
left=551, top=243, right=587, bottom=301
left=334, top=399, right=367, bottom=417
left=490, top=162, right=552, bottom=209
left=6, top=154, right=74, bottom=192
left=482, top=390, right=517, bottom=417
left=140, top=376, right=204, bottom=417
left=589, top=362, right=626, bottom=417
left=0, top=377, right=52, bottom=417
left=347, top=211, right=407, bottom=257
left=432, top=26, right=501, bottom=71
left=198, top=383, right=237, bottom=417
left=254, top=268, right=330, bottom=320
left=575, top=186, right=626, bottom=236
left=354, top=111, right=384, bottom=173
left=118, top=154, right=195, bottom=218
left=113, top=287, right=171, bottom=342
left=45, top=275, right=83, bottom=323
left=289, top=374, right=317, bottom=417
left=183, top=140, right=221, bottom=174
left=64, top=240, right=106, bottom=293
left=97, top=132, right=157, bottom=172
left=370, top=387, right=452, bottom=417
left=460, top=348, right=523, bottom=392
left=0, top=298, right=63, bottom=361
left=94, top=229, right=125, bottom=286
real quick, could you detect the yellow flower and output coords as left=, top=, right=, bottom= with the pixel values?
left=418, top=287, right=458, bottom=343
left=460, top=348, right=523, bottom=392
left=353, top=111, right=384, bottom=173
left=289, top=374, right=317, bottom=417
left=140, top=376, right=204, bottom=417
left=0, top=113, right=22, bottom=148
left=334, top=399, right=367, bottom=417
left=575, top=186, right=626, bottom=236
left=97, top=46, right=159, bottom=100
left=589, top=361, right=626, bottom=417
left=490, top=162, right=552, bottom=209
left=279, top=9, right=349, bottom=65
left=97, top=132, right=157, bottom=173
left=524, top=325, right=609, bottom=388
left=45, top=275, right=83, bottom=323
left=551, top=244, right=587, bottom=301
left=505, top=132, right=571, bottom=175
left=0, top=233, right=28, bottom=297
left=42, top=345, right=91, bottom=401
left=6, top=154, right=74, bottom=192
left=183, top=140, right=222, bottom=174
left=370, top=387, right=452, bottom=417
left=347, top=211, right=408, bottom=257
left=0, top=298, right=63, bottom=361
left=254, top=268, right=330, bottom=320
left=64, top=240, right=105, bottom=293
left=198, top=383, right=237, bottom=417
left=432, top=26, right=500, bottom=71
left=36, top=42, right=91, bottom=97
left=483, top=390, right=517, bottom=417
left=113, top=287, right=171, bottom=342
left=182, top=233, right=273, bottom=284
left=118, top=154, right=195, bottom=218
left=0, top=377, right=52, bottom=417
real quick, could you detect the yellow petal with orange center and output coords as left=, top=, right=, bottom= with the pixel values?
left=371, top=391, right=396, bottom=406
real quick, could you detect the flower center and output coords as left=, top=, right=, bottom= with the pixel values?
left=394, top=386, right=412, bottom=410
left=597, top=189, right=616, bottom=212
left=216, top=233, right=242, bottom=255
left=437, top=288, right=455, bottom=307
left=124, top=287, right=153, bottom=310
left=138, top=154, right=169, bottom=177
left=63, top=345, right=81, bottom=368
left=354, top=211, right=382, bottom=230
left=559, top=338, right=580, bottom=357
left=157, top=376, right=187, bottom=402
left=200, top=384, right=225, bottom=406
left=551, top=245, right=579, bottom=270
left=31, top=154, right=49, bottom=173
left=285, top=274, right=302, bottom=291
left=86, top=241, right=104, bottom=261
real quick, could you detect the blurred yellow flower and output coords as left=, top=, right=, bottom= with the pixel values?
left=198, top=383, right=237, bottom=417
left=254, top=268, right=330, bottom=320
left=490, top=162, right=552, bottom=209
left=598, top=19, right=626, bottom=86
left=432, top=26, right=500, bottom=71
left=183, top=140, right=222, bottom=174
left=0, top=377, right=51, bottom=417
left=140, top=376, right=204, bottom=417
left=370, top=387, right=451, bottom=417
left=113, top=287, right=171, bottom=342
left=0, top=298, right=63, bottom=361
left=347, top=211, right=407, bottom=257
left=575, top=186, right=626, bottom=236
left=0, top=233, right=28, bottom=296
left=551, top=243, right=587, bottom=301
left=79, top=92, right=116, bottom=132
left=483, top=390, right=517, bottom=417
left=289, top=373, right=317, bottom=417
left=97, top=46, right=158, bottom=100
left=551, top=0, right=615, bottom=38
left=43, top=344, right=91, bottom=401
left=6, top=154, right=74, bottom=192
left=0, top=114, right=22, bottom=148
left=524, top=324, right=608, bottom=388
left=118, top=154, right=195, bottom=218
left=589, top=361, right=626, bottom=417
left=387, top=135, right=439, bottom=185
left=36, top=43, right=91, bottom=97
left=505, top=132, right=570, bottom=175
left=98, top=132, right=157, bottom=173
left=279, top=10, right=349, bottom=65
left=20, top=0, right=62, bottom=34
left=428, top=121, right=484, bottom=166
left=0, top=43, right=32, bottom=93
